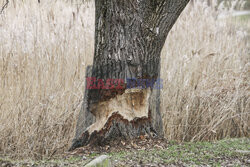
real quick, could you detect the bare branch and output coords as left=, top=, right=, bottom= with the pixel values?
left=0, top=0, right=9, bottom=14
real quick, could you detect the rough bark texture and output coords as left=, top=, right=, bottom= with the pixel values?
left=70, top=0, right=189, bottom=151
left=149, top=64, right=163, bottom=137
left=73, top=66, right=95, bottom=141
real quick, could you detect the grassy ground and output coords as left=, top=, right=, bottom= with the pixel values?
left=0, top=138, right=249, bottom=167
left=111, top=138, right=250, bottom=166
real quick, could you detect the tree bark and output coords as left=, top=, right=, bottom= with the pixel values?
left=70, top=0, right=189, bottom=151
left=73, top=66, right=95, bottom=141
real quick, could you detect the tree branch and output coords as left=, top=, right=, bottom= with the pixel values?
left=0, top=0, right=9, bottom=14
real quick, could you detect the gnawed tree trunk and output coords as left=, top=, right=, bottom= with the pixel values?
left=70, top=0, right=189, bottom=151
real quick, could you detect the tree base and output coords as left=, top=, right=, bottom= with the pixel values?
left=69, top=110, right=158, bottom=151
left=70, top=67, right=163, bottom=151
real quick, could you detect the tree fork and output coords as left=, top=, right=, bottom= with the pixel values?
left=70, top=0, right=190, bottom=151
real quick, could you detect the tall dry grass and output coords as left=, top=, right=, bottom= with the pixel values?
left=161, top=3, right=249, bottom=142
left=0, top=0, right=249, bottom=159
left=0, top=0, right=94, bottom=159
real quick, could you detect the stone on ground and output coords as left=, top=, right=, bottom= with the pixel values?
left=85, top=155, right=112, bottom=167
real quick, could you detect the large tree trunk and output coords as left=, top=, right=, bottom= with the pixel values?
left=70, top=0, right=189, bottom=151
